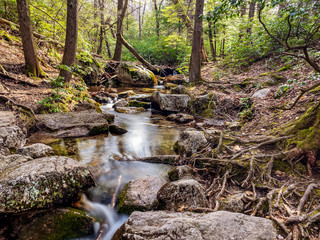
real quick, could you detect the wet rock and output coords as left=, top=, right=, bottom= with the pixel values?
left=174, top=129, right=207, bottom=157
left=109, top=124, right=128, bottom=135
left=139, top=155, right=180, bottom=165
left=36, top=110, right=114, bottom=138
left=114, top=106, right=146, bottom=114
left=0, top=126, right=26, bottom=153
left=74, top=102, right=98, bottom=112
left=112, top=211, right=277, bottom=240
left=165, top=74, right=187, bottom=85
left=0, top=156, right=95, bottom=213
left=118, top=176, right=167, bottom=214
left=168, top=165, right=194, bottom=181
left=118, top=90, right=136, bottom=98
left=157, top=179, right=208, bottom=211
left=252, top=88, right=271, bottom=99
left=116, top=62, right=156, bottom=87
left=128, top=100, right=150, bottom=109
left=129, top=94, right=151, bottom=102
left=151, top=92, right=190, bottom=112
left=11, top=207, right=94, bottom=240
left=17, top=143, right=54, bottom=159
left=113, top=99, right=129, bottom=108
left=167, top=113, right=194, bottom=123
left=220, top=193, right=245, bottom=213
left=139, top=155, right=179, bottom=165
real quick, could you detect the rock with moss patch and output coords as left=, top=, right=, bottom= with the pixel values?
left=167, top=113, right=194, bottom=123
left=109, top=124, right=127, bottom=135
left=36, top=110, right=114, bottom=137
left=157, top=179, right=209, bottom=211
left=168, top=165, right=194, bottom=181
left=174, top=129, right=207, bottom=157
left=0, top=156, right=95, bottom=213
left=261, top=72, right=286, bottom=86
left=139, top=155, right=179, bottom=165
left=112, top=211, right=277, bottom=240
left=118, top=176, right=167, bottom=215
left=116, top=62, right=157, bottom=87
left=113, top=100, right=129, bottom=108
left=17, top=143, right=54, bottom=159
left=220, top=193, right=245, bottom=213
left=11, top=207, right=94, bottom=240
left=114, top=107, right=146, bottom=114
left=191, top=94, right=216, bottom=117
left=128, top=100, right=150, bottom=109
left=165, top=74, right=187, bottom=85
left=151, top=92, right=190, bottom=113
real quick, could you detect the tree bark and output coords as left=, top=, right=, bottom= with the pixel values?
left=97, top=0, right=105, bottom=55
left=16, top=0, right=45, bottom=77
left=208, top=21, right=216, bottom=61
left=113, top=0, right=128, bottom=61
left=153, top=0, right=160, bottom=37
left=117, top=33, right=158, bottom=72
left=247, top=1, right=256, bottom=34
left=189, top=0, right=204, bottom=83
left=59, top=0, right=78, bottom=83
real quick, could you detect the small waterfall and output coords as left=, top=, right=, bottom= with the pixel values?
left=74, top=194, right=126, bottom=240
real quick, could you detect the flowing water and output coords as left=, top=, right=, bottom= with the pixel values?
left=74, top=102, right=181, bottom=239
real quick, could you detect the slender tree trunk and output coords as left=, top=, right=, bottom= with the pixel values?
left=189, top=0, right=204, bottom=83
left=97, top=0, right=105, bottom=55
left=113, top=0, right=128, bottom=61
left=208, top=21, right=216, bottom=61
left=59, top=0, right=78, bottom=83
left=16, top=0, right=45, bottom=77
left=247, top=1, right=256, bottom=34
left=153, top=0, right=160, bottom=37
left=105, top=32, right=112, bottom=58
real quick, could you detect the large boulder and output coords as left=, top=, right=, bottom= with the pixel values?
left=174, top=129, right=207, bottom=157
left=151, top=92, right=190, bottom=112
left=112, top=211, right=277, bottom=240
left=10, top=207, right=94, bottom=240
left=116, top=62, right=157, bottom=87
left=36, top=110, right=114, bottom=138
left=157, top=179, right=208, bottom=211
left=0, top=154, right=32, bottom=173
left=118, top=176, right=166, bottom=215
left=17, top=143, right=54, bottom=159
left=0, top=156, right=95, bottom=213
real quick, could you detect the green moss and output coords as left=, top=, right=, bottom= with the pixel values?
left=129, top=100, right=150, bottom=108
left=277, top=65, right=292, bottom=72
left=117, top=184, right=145, bottom=215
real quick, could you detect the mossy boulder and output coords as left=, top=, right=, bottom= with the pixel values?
left=10, top=207, right=94, bottom=240
left=151, top=92, right=190, bottom=113
left=116, top=62, right=157, bottom=87
left=190, top=94, right=216, bottom=117
left=0, top=156, right=95, bottom=213
left=174, top=129, right=207, bottom=157
left=0, top=126, right=26, bottom=154
left=128, top=100, right=150, bottom=109
left=260, top=72, right=286, bottom=86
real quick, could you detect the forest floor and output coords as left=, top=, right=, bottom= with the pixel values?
left=1, top=32, right=320, bottom=239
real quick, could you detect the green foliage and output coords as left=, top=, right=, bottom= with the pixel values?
left=239, top=97, right=254, bottom=122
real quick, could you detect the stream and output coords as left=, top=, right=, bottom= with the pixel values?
left=74, top=102, right=181, bottom=239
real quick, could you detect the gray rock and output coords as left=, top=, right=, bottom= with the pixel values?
left=168, top=165, right=194, bottom=181
left=17, top=143, right=54, bottom=159
left=174, top=129, right=207, bottom=157
left=114, top=106, right=146, bottom=114
left=0, top=154, right=32, bottom=173
left=171, top=85, right=186, bottom=94
left=0, top=111, right=16, bottom=127
left=139, top=155, right=180, bottom=165
left=118, top=176, right=167, bottom=214
left=118, top=90, right=136, bottom=98
left=113, top=100, right=129, bottom=108
left=11, top=208, right=94, bottom=240
left=36, top=110, right=113, bottom=137
left=0, top=156, right=95, bottom=213
left=116, top=62, right=156, bottom=87
left=167, top=113, right=194, bottom=123
left=252, top=88, right=271, bottom=99
left=157, top=179, right=208, bottom=211
left=112, top=211, right=277, bottom=240
left=151, top=92, right=190, bottom=112
left=109, top=124, right=128, bottom=135
left=0, top=126, right=26, bottom=152
left=220, top=193, right=245, bottom=213
left=165, top=74, right=188, bottom=85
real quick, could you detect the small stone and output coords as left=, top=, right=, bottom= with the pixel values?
left=17, top=143, right=54, bottom=159
left=252, top=88, right=271, bottom=99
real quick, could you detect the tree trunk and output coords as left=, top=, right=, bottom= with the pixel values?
left=247, top=1, right=256, bottom=34
left=97, top=0, right=105, bottom=55
left=59, top=0, right=78, bottom=84
left=189, top=0, right=204, bottom=83
left=113, top=0, right=128, bottom=61
left=16, top=0, right=45, bottom=77
left=153, top=0, right=160, bottom=37
left=208, top=21, right=216, bottom=61
left=117, top=33, right=158, bottom=72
